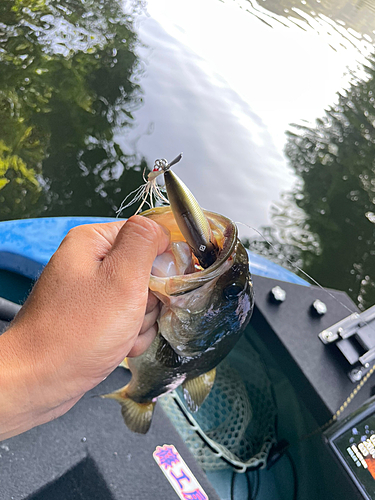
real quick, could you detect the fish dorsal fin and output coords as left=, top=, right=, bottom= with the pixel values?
left=182, top=368, right=216, bottom=413
left=101, top=385, right=156, bottom=434
left=156, top=335, right=182, bottom=368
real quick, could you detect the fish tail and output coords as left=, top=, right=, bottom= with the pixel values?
left=101, top=385, right=156, bottom=434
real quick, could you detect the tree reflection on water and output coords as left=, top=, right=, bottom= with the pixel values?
left=250, top=54, right=375, bottom=309
left=0, top=0, right=146, bottom=220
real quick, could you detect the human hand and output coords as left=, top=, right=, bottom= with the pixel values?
left=0, top=216, right=170, bottom=440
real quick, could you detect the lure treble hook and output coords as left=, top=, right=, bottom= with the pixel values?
left=116, top=153, right=183, bottom=216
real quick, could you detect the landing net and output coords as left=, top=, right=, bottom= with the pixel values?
left=160, top=336, right=277, bottom=472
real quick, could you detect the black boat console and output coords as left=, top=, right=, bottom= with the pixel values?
left=252, top=274, right=375, bottom=500
left=2, top=272, right=375, bottom=499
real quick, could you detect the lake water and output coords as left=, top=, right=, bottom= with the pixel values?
left=1, top=0, right=375, bottom=307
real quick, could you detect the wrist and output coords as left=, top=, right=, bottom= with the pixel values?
left=0, top=323, right=71, bottom=440
left=0, top=325, right=38, bottom=439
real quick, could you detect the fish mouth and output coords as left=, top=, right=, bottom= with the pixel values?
left=141, top=206, right=238, bottom=296
left=141, top=167, right=238, bottom=295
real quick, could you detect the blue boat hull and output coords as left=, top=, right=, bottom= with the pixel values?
left=0, top=217, right=308, bottom=290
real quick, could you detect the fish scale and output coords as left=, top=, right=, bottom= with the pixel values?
left=102, top=170, right=254, bottom=434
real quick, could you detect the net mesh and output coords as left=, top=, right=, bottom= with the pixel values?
left=160, top=334, right=277, bottom=471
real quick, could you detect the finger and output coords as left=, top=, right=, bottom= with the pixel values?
left=139, top=302, right=160, bottom=334
left=145, top=291, right=159, bottom=314
left=90, top=221, right=128, bottom=259
left=102, top=216, right=170, bottom=292
left=127, top=324, right=158, bottom=358
left=58, top=220, right=128, bottom=263
left=110, top=215, right=170, bottom=262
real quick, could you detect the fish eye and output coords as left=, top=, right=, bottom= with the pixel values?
left=223, top=282, right=244, bottom=300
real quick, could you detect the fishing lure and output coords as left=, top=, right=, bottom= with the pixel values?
left=116, top=153, right=183, bottom=216
left=116, top=153, right=375, bottom=437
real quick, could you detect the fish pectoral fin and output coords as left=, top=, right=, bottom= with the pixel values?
left=182, top=368, right=216, bottom=413
left=119, top=357, right=129, bottom=370
left=101, top=386, right=155, bottom=434
left=156, top=335, right=182, bottom=368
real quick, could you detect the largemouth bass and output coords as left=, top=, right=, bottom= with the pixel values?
left=104, top=169, right=254, bottom=433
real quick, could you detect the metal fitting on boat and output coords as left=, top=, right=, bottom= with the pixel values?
left=311, top=299, right=327, bottom=316
left=269, top=286, right=286, bottom=303
left=349, top=367, right=363, bottom=382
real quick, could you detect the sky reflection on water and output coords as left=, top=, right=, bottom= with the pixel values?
left=119, top=11, right=293, bottom=232
left=136, top=0, right=375, bottom=307
left=126, top=0, right=373, bottom=232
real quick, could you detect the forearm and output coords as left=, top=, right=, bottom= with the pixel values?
left=0, top=217, right=169, bottom=441
left=0, top=324, right=77, bottom=441
left=0, top=324, right=39, bottom=439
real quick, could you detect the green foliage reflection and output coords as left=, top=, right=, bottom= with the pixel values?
left=0, top=0, right=146, bottom=219
left=253, top=55, right=375, bottom=309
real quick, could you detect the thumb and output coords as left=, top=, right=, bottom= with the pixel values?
left=102, top=215, right=170, bottom=295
